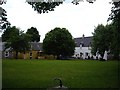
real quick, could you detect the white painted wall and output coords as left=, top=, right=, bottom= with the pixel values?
left=74, top=46, right=92, bottom=59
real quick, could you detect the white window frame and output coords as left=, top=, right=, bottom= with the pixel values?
left=4, top=51, right=9, bottom=58
left=30, top=52, right=32, bottom=59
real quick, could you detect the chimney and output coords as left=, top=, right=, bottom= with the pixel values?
left=82, top=34, right=85, bottom=39
left=81, top=34, right=84, bottom=45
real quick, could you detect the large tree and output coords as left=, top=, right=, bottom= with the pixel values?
left=27, top=0, right=96, bottom=14
left=2, top=26, right=30, bottom=59
left=91, top=24, right=113, bottom=58
left=92, top=1, right=120, bottom=60
left=43, top=27, right=75, bottom=59
left=0, top=1, right=10, bottom=32
left=108, top=1, right=120, bottom=60
left=27, top=2, right=63, bottom=14
left=2, top=26, right=19, bottom=39
left=26, top=27, right=40, bottom=42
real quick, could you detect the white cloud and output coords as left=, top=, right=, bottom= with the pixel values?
left=1, top=0, right=112, bottom=42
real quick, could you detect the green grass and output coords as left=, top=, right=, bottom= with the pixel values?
left=2, top=59, right=119, bottom=89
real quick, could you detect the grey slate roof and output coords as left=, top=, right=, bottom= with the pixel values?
left=74, top=36, right=92, bottom=47
left=0, top=42, right=43, bottom=51
left=0, top=37, right=1, bottom=42
left=30, top=42, right=43, bottom=51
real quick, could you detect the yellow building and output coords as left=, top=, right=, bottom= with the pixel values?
left=3, top=42, right=43, bottom=59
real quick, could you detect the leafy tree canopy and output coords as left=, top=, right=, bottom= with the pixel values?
left=92, top=24, right=108, bottom=57
left=2, top=26, right=30, bottom=59
left=43, top=27, right=75, bottom=59
left=27, top=0, right=96, bottom=14
left=2, top=26, right=18, bottom=42
left=27, top=2, right=63, bottom=14
left=26, top=27, right=40, bottom=42
left=91, top=23, right=120, bottom=59
left=108, top=1, right=120, bottom=23
left=92, top=1, right=120, bottom=59
left=0, top=0, right=10, bottom=32
left=0, top=7, right=10, bottom=32
left=108, top=1, right=120, bottom=59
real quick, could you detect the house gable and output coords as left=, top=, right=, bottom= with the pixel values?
left=74, top=36, right=92, bottom=47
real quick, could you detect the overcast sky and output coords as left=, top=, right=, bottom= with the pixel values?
left=1, top=0, right=113, bottom=42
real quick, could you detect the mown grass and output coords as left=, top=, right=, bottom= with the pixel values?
left=2, top=59, right=119, bottom=89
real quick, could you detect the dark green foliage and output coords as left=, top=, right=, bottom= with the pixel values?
left=27, top=2, right=63, bottom=14
left=108, top=1, right=120, bottom=22
left=0, top=1, right=10, bottom=31
left=91, top=24, right=113, bottom=57
left=27, top=0, right=97, bottom=14
left=43, top=27, right=75, bottom=58
left=108, top=1, right=120, bottom=60
left=92, top=23, right=120, bottom=60
left=0, top=7, right=10, bottom=32
left=2, top=26, right=30, bottom=59
left=2, top=26, right=18, bottom=42
left=26, top=27, right=40, bottom=42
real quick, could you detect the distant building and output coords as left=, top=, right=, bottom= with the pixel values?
left=73, top=35, right=93, bottom=59
left=1, top=40, right=43, bottom=59
left=1, top=35, right=107, bottom=60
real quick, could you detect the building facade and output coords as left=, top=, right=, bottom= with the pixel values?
left=73, top=35, right=93, bottom=59
left=1, top=41, right=43, bottom=59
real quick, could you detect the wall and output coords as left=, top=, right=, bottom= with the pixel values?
left=74, top=46, right=92, bottom=59
left=17, top=51, right=39, bottom=59
left=2, top=50, right=40, bottom=59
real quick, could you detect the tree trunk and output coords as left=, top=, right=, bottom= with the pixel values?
left=56, top=55, right=60, bottom=60
left=113, top=51, right=119, bottom=60
left=15, top=51, right=18, bottom=59
left=23, top=51, right=26, bottom=59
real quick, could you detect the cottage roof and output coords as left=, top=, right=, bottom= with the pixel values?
left=30, top=42, right=43, bottom=51
left=74, top=36, right=92, bottom=47
left=1, top=42, right=43, bottom=51
left=0, top=37, right=1, bottom=42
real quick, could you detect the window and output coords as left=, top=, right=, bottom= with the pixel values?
left=30, top=52, right=32, bottom=59
left=80, top=52, right=83, bottom=59
left=80, top=52, right=83, bottom=56
left=85, top=52, right=89, bottom=59
left=80, top=43, right=82, bottom=49
left=86, top=52, right=88, bottom=56
left=4, top=51, right=9, bottom=58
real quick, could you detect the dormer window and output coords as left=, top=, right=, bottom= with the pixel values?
left=30, top=52, right=32, bottom=59
left=80, top=43, right=82, bottom=49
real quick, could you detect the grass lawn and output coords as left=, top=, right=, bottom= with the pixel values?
left=2, top=59, right=119, bottom=89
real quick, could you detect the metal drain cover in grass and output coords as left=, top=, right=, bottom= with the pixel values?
left=47, top=78, right=68, bottom=90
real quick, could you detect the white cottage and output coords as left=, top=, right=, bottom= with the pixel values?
left=73, top=35, right=93, bottom=59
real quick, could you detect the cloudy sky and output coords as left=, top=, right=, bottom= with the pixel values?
left=1, top=0, right=113, bottom=42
